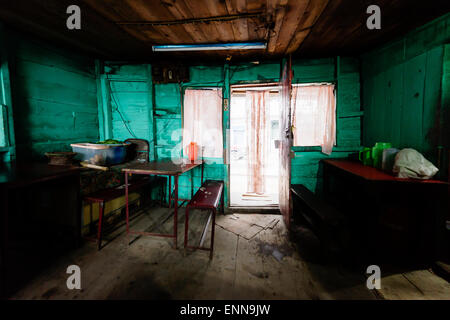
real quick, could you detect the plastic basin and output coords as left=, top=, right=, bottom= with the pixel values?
left=70, top=143, right=130, bottom=166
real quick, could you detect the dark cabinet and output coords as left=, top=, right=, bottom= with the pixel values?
left=1, top=163, right=81, bottom=298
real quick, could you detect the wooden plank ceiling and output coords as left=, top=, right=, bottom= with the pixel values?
left=0, top=0, right=449, bottom=62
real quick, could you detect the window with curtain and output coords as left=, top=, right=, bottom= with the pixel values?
left=182, top=88, right=223, bottom=158
left=291, top=84, right=336, bottom=155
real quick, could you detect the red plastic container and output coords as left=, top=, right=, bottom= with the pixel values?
left=186, top=142, right=198, bottom=162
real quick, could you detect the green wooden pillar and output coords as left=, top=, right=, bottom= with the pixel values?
left=147, top=64, right=156, bottom=161
left=95, top=60, right=106, bottom=141
left=223, top=63, right=230, bottom=208
left=95, top=61, right=113, bottom=141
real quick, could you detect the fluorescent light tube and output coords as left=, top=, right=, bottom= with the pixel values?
left=152, top=42, right=267, bottom=52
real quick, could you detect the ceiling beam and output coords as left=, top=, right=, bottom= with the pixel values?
left=273, top=0, right=310, bottom=55
left=285, top=0, right=330, bottom=54
left=116, top=12, right=265, bottom=26
left=267, top=0, right=288, bottom=53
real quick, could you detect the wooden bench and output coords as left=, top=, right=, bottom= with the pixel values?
left=184, top=180, right=224, bottom=259
left=84, top=176, right=165, bottom=250
left=291, top=184, right=349, bottom=254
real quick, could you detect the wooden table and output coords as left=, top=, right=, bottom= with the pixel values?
left=321, top=159, right=449, bottom=264
left=122, top=160, right=203, bottom=248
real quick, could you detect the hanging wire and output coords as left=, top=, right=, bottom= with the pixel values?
left=108, top=81, right=138, bottom=139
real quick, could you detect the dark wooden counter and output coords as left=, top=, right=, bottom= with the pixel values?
left=322, top=159, right=448, bottom=184
left=321, top=159, right=449, bottom=265
left=1, top=162, right=82, bottom=298
left=0, top=162, right=81, bottom=188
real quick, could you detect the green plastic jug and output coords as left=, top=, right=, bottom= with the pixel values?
left=359, top=147, right=373, bottom=166
left=372, top=142, right=392, bottom=169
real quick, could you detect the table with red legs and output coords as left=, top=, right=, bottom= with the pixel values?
left=122, top=160, right=203, bottom=248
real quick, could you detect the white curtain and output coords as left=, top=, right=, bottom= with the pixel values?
left=291, top=84, right=336, bottom=155
left=246, top=90, right=271, bottom=194
left=183, top=88, right=223, bottom=158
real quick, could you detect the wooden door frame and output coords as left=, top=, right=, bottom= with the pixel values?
left=228, top=82, right=282, bottom=209
left=279, top=57, right=293, bottom=229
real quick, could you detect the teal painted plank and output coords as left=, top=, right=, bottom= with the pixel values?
left=105, top=64, right=149, bottom=78
left=401, top=54, right=426, bottom=149
left=110, top=81, right=149, bottom=92
left=96, top=60, right=106, bottom=141
left=440, top=45, right=450, bottom=179
left=12, top=34, right=95, bottom=77
left=362, top=14, right=449, bottom=157
left=8, top=30, right=98, bottom=159
left=147, top=64, right=156, bottom=161
left=188, top=66, right=223, bottom=83
left=111, top=92, right=149, bottom=107
left=156, top=146, right=182, bottom=159
left=15, top=60, right=97, bottom=93
left=230, top=62, right=280, bottom=83
left=15, top=77, right=98, bottom=107
left=337, top=74, right=360, bottom=115
left=100, top=75, right=112, bottom=139
left=405, top=14, right=450, bottom=60
left=362, top=13, right=450, bottom=73
left=422, top=46, right=444, bottom=154
left=292, top=58, right=335, bottom=83
left=339, top=57, right=360, bottom=74
left=155, top=83, right=182, bottom=109
left=442, top=45, right=450, bottom=149
left=223, top=63, right=230, bottom=206
left=155, top=118, right=181, bottom=146
left=291, top=151, right=352, bottom=193
left=386, top=63, right=404, bottom=147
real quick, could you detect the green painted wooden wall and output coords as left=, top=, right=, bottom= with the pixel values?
left=1, top=27, right=364, bottom=201
left=361, top=13, right=450, bottom=167
left=1, top=13, right=446, bottom=206
left=100, top=62, right=283, bottom=205
left=6, top=29, right=99, bottom=160
left=440, top=44, right=450, bottom=179
left=101, top=59, right=361, bottom=201
left=290, top=57, right=362, bottom=193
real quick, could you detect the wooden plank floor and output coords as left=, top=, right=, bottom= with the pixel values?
left=376, top=270, right=450, bottom=300
left=11, top=207, right=448, bottom=300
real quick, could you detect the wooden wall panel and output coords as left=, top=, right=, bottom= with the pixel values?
left=361, top=14, right=450, bottom=162
left=292, top=58, right=335, bottom=83
left=8, top=30, right=99, bottom=160
left=101, top=64, right=155, bottom=155
left=229, top=62, right=281, bottom=84
left=401, top=54, right=426, bottom=149
left=291, top=151, right=352, bottom=193
left=440, top=45, right=450, bottom=180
